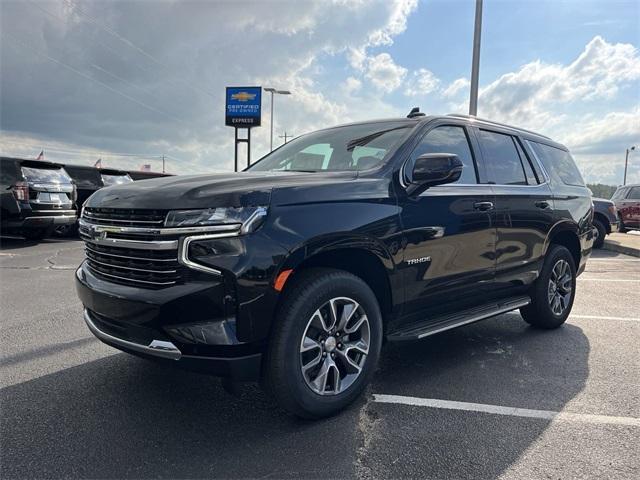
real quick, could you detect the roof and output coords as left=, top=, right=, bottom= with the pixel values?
left=309, top=114, right=565, bottom=149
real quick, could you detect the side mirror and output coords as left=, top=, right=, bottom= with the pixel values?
left=407, top=153, right=463, bottom=194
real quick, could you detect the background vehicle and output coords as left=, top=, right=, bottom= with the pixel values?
left=1, top=157, right=77, bottom=240
left=612, top=184, right=640, bottom=232
left=75, top=114, right=594, bottom=418
left=591, top=198, right=619, bottom=248
left=64, top=165, right=103, bottom=213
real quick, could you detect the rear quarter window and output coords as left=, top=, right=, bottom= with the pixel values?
left=527, top=141, right=585, bottom=187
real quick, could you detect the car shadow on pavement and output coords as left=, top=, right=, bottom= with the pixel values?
left=0, top=236, right=80, bottom=251
left=361, top=313, right=591, bottom=479
left=0, top=353, right=363, bottom=479
left=1, top=314, right=589, bottom=479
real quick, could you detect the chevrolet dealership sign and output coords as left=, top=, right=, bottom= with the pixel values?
left=225, top=86, right=262, bottom=127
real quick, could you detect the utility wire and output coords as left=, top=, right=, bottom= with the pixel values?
left=61, top=0, right=216, bottom=99
left=2, top=32, right=188, bottom=125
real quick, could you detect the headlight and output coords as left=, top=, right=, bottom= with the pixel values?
left=164, top=206, right=267, bottom=233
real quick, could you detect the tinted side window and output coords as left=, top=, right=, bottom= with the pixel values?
left=478, top=130, right=527, bottom=185
left=628, top=187, right=640, bottom=200
left=410, top=126, right=477, bottom=184
left=527, top=141, right=585, bottom=187
left=514, top=138, right=539, bottom=184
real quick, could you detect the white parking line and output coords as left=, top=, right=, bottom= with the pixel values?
left=372, top=394, right=640, bottom=427
left=570, top=314, right=640, bottom=322
left=588, top=258, right=640, bottom=262
left=578, top=278, right=640, bottom=282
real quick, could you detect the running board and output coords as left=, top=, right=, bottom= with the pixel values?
left=387, top=295, right=531, bottom=342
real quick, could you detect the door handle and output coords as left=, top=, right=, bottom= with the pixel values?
left=535, top=201, right=550, bottom=209
left=473, top=201, right=494, bottom=211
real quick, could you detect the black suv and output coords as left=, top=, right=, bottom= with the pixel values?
left=1, top=157, right=77, bottom=240
left=64, top=165, right=133, bottom=211
left=75, top=113, right=595, bottom=418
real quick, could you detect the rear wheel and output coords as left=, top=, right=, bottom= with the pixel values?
left=264, top=268, right=383, bottom=418
left=593, top=218, right=606, bottom=249
left=520, top=245, right=576, bottom=329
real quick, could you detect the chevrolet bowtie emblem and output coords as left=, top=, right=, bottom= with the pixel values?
left=231, top=91, right=257, bottom=102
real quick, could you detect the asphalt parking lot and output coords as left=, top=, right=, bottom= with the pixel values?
left=1, top=237, right=638, bottom=479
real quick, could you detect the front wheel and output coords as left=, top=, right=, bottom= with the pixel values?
left=264, top=268, right=383, bottom=418
left=520, top=245, right=576, bottom=329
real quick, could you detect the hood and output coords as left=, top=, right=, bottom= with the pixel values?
left=85, top=170, right=356, bottom=210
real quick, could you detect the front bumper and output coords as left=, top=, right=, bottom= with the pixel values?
left=84, top=308, right=262, bottom=379
left=76, top=262, right=264, bottom=380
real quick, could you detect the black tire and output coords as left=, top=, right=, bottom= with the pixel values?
left=593, top=218, right=606, bottom=249
left=264, top=268, right=383, bottom=419
left=22, top=228, right=48, bottom=241
left=619, top=218, right=627, bottom=233
left=520, top=245, right=576, bottom=329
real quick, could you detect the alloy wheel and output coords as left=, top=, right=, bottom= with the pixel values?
left=299, top=297, right=370, bottom=396
left=547, top=259, right=573, bottom=316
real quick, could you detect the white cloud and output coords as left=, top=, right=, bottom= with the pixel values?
left=367, top=0, right=419, bottom=46
left=404, top=68, right=440, bottom=97
left=442, top=77, right=470, bottom=98
left=341, top=76, right=362, bottom=95
left=561, top=109, right=640, bottom=155
left=0, top=0, right=416, bottom=172
left=365, top=53, right=407, bottom=93
left=477, top=36, right=640, bottom=130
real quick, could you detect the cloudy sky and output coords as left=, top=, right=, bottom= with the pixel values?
left=1, top=0, right=639, bottom=184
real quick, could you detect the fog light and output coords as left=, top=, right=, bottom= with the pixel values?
left=165, top=319, right=239, bottom=345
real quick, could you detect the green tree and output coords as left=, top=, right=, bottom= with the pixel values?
left=587, top=183, right=617, bottom=199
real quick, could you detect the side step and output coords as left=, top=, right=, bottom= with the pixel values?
left=387, top=295, right=531, bottom=342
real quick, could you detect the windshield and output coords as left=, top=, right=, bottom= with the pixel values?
left=101, top=173, right=133, bottom=186
left=248, top=121, right=413, bottom=172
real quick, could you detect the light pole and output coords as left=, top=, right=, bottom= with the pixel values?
left=623, top=145, right=636, bottom=185
left=264, top=87, right=291, bottom=151
left=469, top=0, right=483, bottom=116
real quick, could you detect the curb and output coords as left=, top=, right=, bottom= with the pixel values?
left=602, top=239, right=640, bottom=258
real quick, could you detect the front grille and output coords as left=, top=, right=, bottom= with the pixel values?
left=81, top=207, right=182, bottom=288
left=83, top=207, right=167, bottom=227
left=80, top=207, right=237, bottom=289
left=85, top=243, right=184, bottom=288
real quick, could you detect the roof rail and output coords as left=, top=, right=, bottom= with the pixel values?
left=445, top=114, right=551, bottom=139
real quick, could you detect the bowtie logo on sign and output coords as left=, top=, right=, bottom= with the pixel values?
left=231, top=91, right=257, bottom=102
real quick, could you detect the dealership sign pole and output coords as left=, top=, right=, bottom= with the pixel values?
left=225, top=87, right=262, bottom=171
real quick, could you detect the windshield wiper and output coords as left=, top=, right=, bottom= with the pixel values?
left=346, top=126, right=408, bottom=151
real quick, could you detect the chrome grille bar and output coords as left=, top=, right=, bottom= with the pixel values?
left=85, top=244, right=178, bottom=262
left=86, top=264, right=177, bottom=286
left=86, top=256, right=178, bottom=274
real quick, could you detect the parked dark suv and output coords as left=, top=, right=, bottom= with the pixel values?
left=1, top=157, right=77, bottom=240
left=75, top=113, right=595, bottom=418
left=64, top=165, right=133, bottom=210
left=591, top=198, right=619, bottom=248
